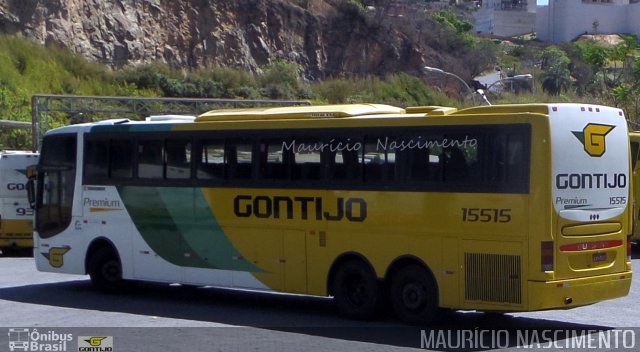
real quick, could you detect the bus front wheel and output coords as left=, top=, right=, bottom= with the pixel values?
left=332, top=260, right=382, bottom=320
left=88, top=247, right=124, bottom=292
left=390, top=265, right=440, bottom=324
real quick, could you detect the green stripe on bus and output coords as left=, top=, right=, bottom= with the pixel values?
left=118, top=186, right=261, bottom=272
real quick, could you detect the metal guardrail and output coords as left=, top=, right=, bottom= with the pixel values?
left=0, top=120, right=31, bottom=128
left=30, top=94, right=311, bottom=151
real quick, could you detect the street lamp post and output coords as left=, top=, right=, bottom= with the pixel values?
left=423, top=66, right=478, bottom=104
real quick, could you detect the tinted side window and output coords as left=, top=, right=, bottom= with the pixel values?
left=364, top=136, right=396, bottom=182
left=138, top=140, right=164, bottom=179
left=226, top=140, right=253, bottom=179
left=487, top=131, right=528, bottom=192
left=291, top=138, right=323, bottom=181
left=393, top=134, right=444, bottom=183
left=110, top=139, right=134, bottom=179
left=85, top=139, right=109, bottom=182
left=328, top=138, right=363, bottom=181
left=198, top=139, right=225, bottom=181
left=166, top=139, right=191, bottom=180
left=84, top=138, right=133, bottom=183
left=442, top=133, right=477, bottom=184
left=259, top=138, right=292, bottom=180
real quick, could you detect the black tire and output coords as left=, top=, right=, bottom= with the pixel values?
left=88, top=247, right=125, bottom=292
left=332, top=260, right=382, bottom=320
left=390, top=265, right=440, bottom=324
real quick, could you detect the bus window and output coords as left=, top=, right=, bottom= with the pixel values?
left=443, top=146, right=469, bottom=182
left=505, top=133, right=527, bottom=187
left=292, top=138, right=322, bottom=181
left=443, top=134, right=476, bottom=184
left=197, top=139, right=225, bottom=181
left=226, top=140, right=253, bottom=180
left=393, top=133, right=443, bottom=183
left=137, top=140, right=164, bottom=179
left=328, top=138, right=362, bottom=181
left=487, top=132, right=528, bottom=192
left=84, top=139, right=109, bottom=182
left=166, top=139, right=191, bottom=180
left=84, top=138, right=133, bottom=183
left=110, top=139, right=134, bottom=179
left=364, top=136, right=395, bottom=182
left=259, top=138, right=292, bottom=180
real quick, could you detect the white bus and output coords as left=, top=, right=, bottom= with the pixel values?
left=0, top=151, right=38, bottom=254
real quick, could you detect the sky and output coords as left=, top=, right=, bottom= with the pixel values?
left=538, top=0, right=549, bottom=4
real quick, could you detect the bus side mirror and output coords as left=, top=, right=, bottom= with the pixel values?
left=26, top=165, right=37, bottom=209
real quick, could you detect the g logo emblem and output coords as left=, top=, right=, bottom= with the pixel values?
left=43, top=247, right=70, bottom=268
left=572, top=124, right=615, bottom=157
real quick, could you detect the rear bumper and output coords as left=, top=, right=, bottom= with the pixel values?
left=527, top=271, right=632, bottom=311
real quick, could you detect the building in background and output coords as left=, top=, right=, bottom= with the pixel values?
left=537, top=0, right=640, bottom=43
left=473, top=0, right=537, bottom=36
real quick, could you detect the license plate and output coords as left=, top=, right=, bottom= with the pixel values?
left=592, top=252, right=607, bottom=262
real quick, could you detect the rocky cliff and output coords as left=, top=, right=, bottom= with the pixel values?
left=0, top=0, right=453, bottom=81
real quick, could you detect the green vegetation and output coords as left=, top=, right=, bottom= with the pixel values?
left=432, top=10, right=473, bottom=36
left=2, top=12, right=640, bottom=150
left=0, top=34, right=458, bottom=150
left=0, top=36, right=153, bottom=149
left=489, top=35, right=640, bottom=127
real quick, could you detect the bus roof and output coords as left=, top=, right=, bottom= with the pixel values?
left=41, top=103, right=622, bottom=137
left=196, top=104, right=408, bottom=121
left=194, top=103, right=563, bottom=122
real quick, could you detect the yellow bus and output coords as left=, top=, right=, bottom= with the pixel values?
left=30, top=103, right=632, bottom=324
left=0, top=151, right=38, bottom=254
left=629, top=131, right=640, bottom=242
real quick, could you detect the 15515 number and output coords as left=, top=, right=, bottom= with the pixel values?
left=461, top=208, right=511, bottom=223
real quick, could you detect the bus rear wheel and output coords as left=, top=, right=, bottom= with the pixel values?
left=390, top=265, right=439, bottom=324
left=88, top=247, right=124, bottom=292
left=332, top=260, right=382, bottom=320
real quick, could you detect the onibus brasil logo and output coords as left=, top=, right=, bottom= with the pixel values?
left=7, top=328, right=72, bottom=351
left=7, top=329, right=113, bottom=352
left=572, top=123, right=615, bottom=157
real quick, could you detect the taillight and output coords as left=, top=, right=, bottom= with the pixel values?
left=541, top=241, right=554, bottom=271
left=628, top=235, right=632, bottom=261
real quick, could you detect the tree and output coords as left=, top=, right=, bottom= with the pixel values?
left=609, top=35, right=639, bottom=84
left=542, top=62, right=571, bottom=95
left=611, top=84, right=632, bottom=112
left=540, top=47, right=572, bottom=95
left=464, top=39, right=499, bottom=79
left=577, top=42, right=609, bottom=70
left=540, top=46, right=568, bottom=70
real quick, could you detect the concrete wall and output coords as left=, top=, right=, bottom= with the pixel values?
left=492, top=10, right=536, bottom=36
left=473, top=1, right=536, bottom=36
left=537, top=0, right=640, bottom=43
left=629, top=2, right=640, bottom=35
